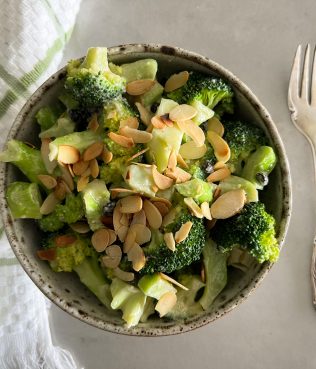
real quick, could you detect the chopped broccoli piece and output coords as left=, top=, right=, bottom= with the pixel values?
left=175, top=178, right=214, bottom=204
left=65, top=47, right=125, bottom=110
left=138, top=273, right=177, bottom=300
left=140, top=81, right=164, bottom=108
left=39, top=113, right=75, bottom=139
left=186, top=142, right=217, bottom=180
left=35, top=104, right=64, bottom=131
left=103, top=97, right=138, bottom=132
left=212, top=202, right=279, bottom=263
left=156, top=98, right=178, bottom=116
left=104, top=136, right=142, bottom=158
left=100, top=156, right=129, bottom=185
left=6, top=182, right=42, bottom=219
left=38, top=213, right=64, bottom=232
left=0, top=140, right=47, bottom=184
left=124, top=164, right=156, bottom=197
left=111, top=59, right=158, bottom=83
left=219, top=175, right=258, bottom=202
left=141, top=206, right=207, bottom=274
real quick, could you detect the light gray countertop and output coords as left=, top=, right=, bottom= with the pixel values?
left=51, top=0, right=316, bottom=368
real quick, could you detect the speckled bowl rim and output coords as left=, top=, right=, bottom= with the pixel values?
left=0, top=44, right=292, bottom=336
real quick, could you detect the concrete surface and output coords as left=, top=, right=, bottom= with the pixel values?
left=50, top=0, right=316, bottom=368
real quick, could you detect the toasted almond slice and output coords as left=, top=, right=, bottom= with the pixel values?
left=87, top=113, right=99, bottom=132
left=143, top=199, right=162, bottom=229
left=113, top=267, right=135, bottom=282
left=102, top=255, right=121, bottom=269
left=101, top=147, right=113, bottom=164
left=91, top=229, right=110, bottom=252
left=120, top=195, right=143, bottom=214
left=179, top=141, right=207, bottom=160
left=54, top=180, right=67, bottom=200
left=127, top=243, right=146, bottom=272
left=37, top=174, right=57, bottom=189
left=164, top=71, right=189, bottom=92
left=69, top=222, right=90, bottom=234
left=41, top=138, right=57, bottom=174
left=167, top=149, right=177, bottom=171
left=164, top=232, right=176, bottom=252
left=207, top=131, right=231, bottom=163
left=73, top=160, right=90, bottom=176
left=176, top=120, right=205, bottom=147
left=126, top=79, right=155, bottom=96
left=200, top=202, right=212, bottom=220
left=151, top=197, right=172, bottom=208
left=120, top=213, right=131, bottom=227
left=55, top=234, right=77, bottom=247
left=81, top=167, right=91, bottom=178
left=184, top=197, right=204, bottom=218
left=119, top=116, right=139, bottom=129
left=169, top=104, right=197, bottom=122
left=151, top=115, right=165, bottom=129
left=152, top=165, right=174, bottom=190
left=176, top=153, right=189, bottom=169
left=110, top=188, right=138, bottom=199
left=160, top=272, right=189, bottom=291
left=214, top=161, right=226, bottom=170
left=131, top=210, right=147, bottom=226
left=116, top=225, right=129, bottom=242
left=113, top=204, right=122, bottom=232
left=90, top=158, right=99, bottom=178
left=160, top=114, right=174, bottom=127
left=83, top=142, right=104, bottom=162
left=108, top=132, right=134, bottom=148
left=153, top=201, right=170, bottom=217
left=123, top=229, right=137, bottom=253
left=59, top=164, right=75, bottom=191
left=68, top=164, right=75, bottom=178
left=40, top=193, right=60, bottom=215
left=213, top=187, right=221, bottom=200
left=165, top=167, right=191, bottom=184
left=206, top=167, right=231, bottom=182
left=119, top=126, right=153, bottom=144
left=77, top=175, right=89, bottom=192
left=162, top=208, right=177, bottom=227
left=210, top=189, right=246, bottom=219
left=130, top=224, right=151, bottom=245
left=208, top=117, right=224, bottom=137
left=135, top=102, right=152, bottom=126
left=127, top=147, right=149, bottom=162
left=107, top=230, right=117, bottom=246
left=106, top=244, right=122, bottom=258
left=146, top=123, right=154, bottom=133
left=175, top=221, right=193, bottom=243
left=155, top=292, right=177, bottom=317
left=58, top=145, right=80, bottom=164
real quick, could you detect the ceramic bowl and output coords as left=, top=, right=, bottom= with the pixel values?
left=0, top=44, right=291, bottom=336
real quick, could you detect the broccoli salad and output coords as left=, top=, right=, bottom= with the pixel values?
left=0, top=47, right=279, bottom=328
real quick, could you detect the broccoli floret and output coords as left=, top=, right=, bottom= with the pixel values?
left=212, top=202, right=279, bottom=263
left=38, top=213, right=64, bottom=232
left=175, top=178, right=214, bottom=204
left=167, top=72, right=234, bottom=119
left=141, top=207, right=207, bottom=274
left=223, top=120, right=266, bottom=174
left=103, top=98, right=138, bottom=132
left=100, top=156, right=129, bottom=185
left=104, top=136, right=142, bottom=158
left=65, top=47, right=125, bottom=110
left=187, top=142, right=217, bottom=180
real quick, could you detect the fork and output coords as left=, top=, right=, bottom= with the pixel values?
left=288, top=44, right=316, bottom=307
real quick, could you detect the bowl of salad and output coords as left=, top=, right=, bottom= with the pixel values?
left=0, top=44, right=291, bottom=335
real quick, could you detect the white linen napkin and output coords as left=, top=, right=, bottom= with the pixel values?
left=0, top=0, right=81, bottom=367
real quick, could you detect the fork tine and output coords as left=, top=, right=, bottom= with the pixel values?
left=288, top=44, right=302, bottom=107
left=301, top=44, right=311, bottom=102
left=311, top=46, right=316, bottom=106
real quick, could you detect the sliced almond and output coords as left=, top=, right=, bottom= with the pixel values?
left=81, top=167, right=91, bottom=178
left=108, top=132, right=134, bottom=148
left=120, top=195, right=143, bottom=214
left=37, top=174, right=57, bottom=190
left=108, top=230, right=117, bottom=246
left=101, top=148, right=113, bottom=164
left=176, top=120, right=205, bottom=147
left=102, top=254, right=121, bottom=269
left=207, top=131, right=231, bottom=163
left=153, top=201, right=170, bottom=217
left=55, top=234, right=77, bottom=247
left=164, top=232, right=176, bottom=252
left=143, top=199, right=162, bottom=229
left=131, top=210, right=147, bottom=226
left=106, top=244, right=122, bottom=258
left=120, top=213, right=131, bottom=226
left=113, top=204, right=122, bottom=232
left=208, top=117, right=224, bottom=137
left=165, top=167, right=191, bottom=184
left=77, top=175, right=89, bottom=192
left=162, top=208, right=177, bottom=227
left=119, top=116, right=139, bottom=129
left=91, top=229, right=110, bottom=252
left=167, top=149, right=177, bottom=171
left=151, top=115, right=165, bottom=129
left=183, top=197, right=203, bottom=218
left=41, top=138, right=57, bottom=174
left=127, top=147, right=149, bottom=162
left=110, top=188, right=138, bottom=197
left=130, top=224, right=151, bottom=245
left=152, top=165, right=174, bottom=190
left=135, top=102, right=153, bottom=126
left=83, top=142, right=104, bottom=162
left=54, top=180, right=67, bottom=200
left=146, top=123, right=154, bottom=133
left=207, top=167, right=231, bottom=182
left=200, top=202, right=212, bottom=220
left=176, top=153, right=189, bottom=169
left=73, top=160, right=89, bottom=176
left=69, top=222, right=90, bottom=234
left=213, top=187, right=221, bottom=200
left=90, top=158, right=99, bottom=178
left=123, top=229, right=137, bottom=253
left=59, top=164, right=75, bottom=191
left=116, top=225, right=129, bottom=242
left=113, top=267, right=135, bottom=282
left=175, top=221, right=193, bottom=243
left=68, top=164, right=75, bottom=178
left=87, top=113, right=99, bottom=132
left=179, top=141, right=207, bottom=160
left=169, top=104, right=197, bottom=122
left=164, top=71, right=189, bottom=92
left=151, top=197, right=172, bottom=208
left=160, top=114, right=174, bottom=127
left=40, top=193, right=60, bottom=215
left=210, top=189, right=246, bottom=219
left=127, top=243, right=146, bottom=271
left=155, top=292, right=177, bottom=317
left=126, top=79, right=155, bottom=96
left=57, top=145, right=80, bottom=164
left=119, top=126, right=153, bottom=144
left=160, top=272, right=189, bottom=291
left=214, top=161, right=226, bottom=170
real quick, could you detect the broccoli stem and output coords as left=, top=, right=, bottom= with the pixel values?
left=81, top=47, right=108, bottom=72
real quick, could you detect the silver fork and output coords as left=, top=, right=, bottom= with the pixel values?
left=288, top=44, right=316, bottom=307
